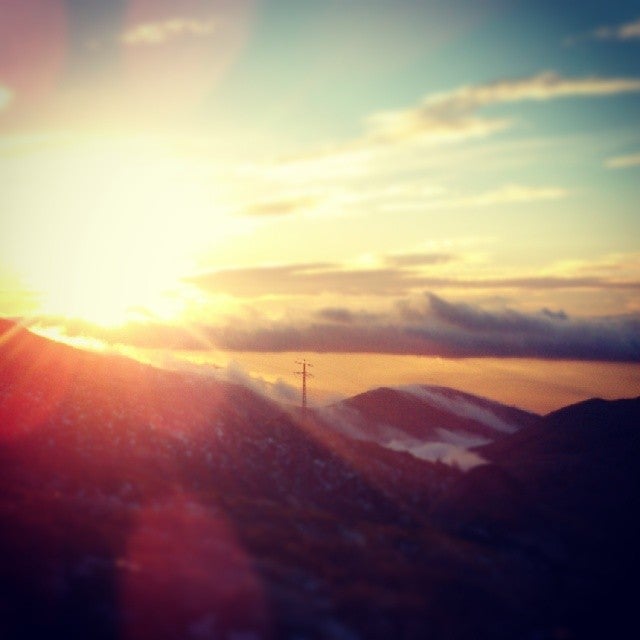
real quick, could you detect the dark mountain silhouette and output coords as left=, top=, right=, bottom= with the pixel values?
left=432, top=395, right=640, bottom=638
left=1, top=319, right=638, bottom=639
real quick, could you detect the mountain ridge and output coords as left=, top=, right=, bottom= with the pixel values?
left=1, top=317, right=639, bottom=639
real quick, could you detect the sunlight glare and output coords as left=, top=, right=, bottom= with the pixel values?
left=4, top=138, right=235, bottom=327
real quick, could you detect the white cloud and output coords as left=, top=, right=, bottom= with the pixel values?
left=387, top=438, right=488, bottom=471
left=239, top=72, right=640, bottom=192
left=367, top=109, right=510, bottom=144
left=605, top=153, right=640, bottom=169
left=316, top=403, right=488, bottom=471
left=366, top=72, right=640, bottom=144
left=400, top=386, right=518, bottom=434
left=122, top=17, right=217, bottom=46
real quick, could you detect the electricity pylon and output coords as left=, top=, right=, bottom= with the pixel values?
left=294, top=359, right=313, bottom=416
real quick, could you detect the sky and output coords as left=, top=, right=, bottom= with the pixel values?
left=1, top=0, right=639, bottom=412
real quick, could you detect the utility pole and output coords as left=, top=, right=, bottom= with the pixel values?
left=294, top=359, right=313, bottom=417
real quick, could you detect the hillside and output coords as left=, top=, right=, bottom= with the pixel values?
left=1, top=319, right=638, bottom=639
left=316, top=384, right=538, bottom=470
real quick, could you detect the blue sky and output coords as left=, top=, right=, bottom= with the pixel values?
left=202, top=1, right=640, bottom=143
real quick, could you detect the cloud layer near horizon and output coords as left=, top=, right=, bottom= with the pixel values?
left=29, top=293, right=640, bottom=363
left=187, top=259, right=640, bottom=298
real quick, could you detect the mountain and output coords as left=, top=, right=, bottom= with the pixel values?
left=0, top=320, right=449, bottom=638
left=1, top=319, right=638, bottom=639
left=316, top=385, right=538, bottom=470
left=479, top=396, right=640, bottom=556
left=1, top=320, right=446, bottom=522
left=431, top=395, right=640, bottom=639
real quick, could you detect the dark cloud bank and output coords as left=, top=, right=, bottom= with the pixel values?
left=40, top=294, right=640, bottom=363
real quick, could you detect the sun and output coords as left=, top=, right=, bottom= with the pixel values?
left=4, top=137, right=225, bottom=327
left=31, top=227, right=188, bottom=327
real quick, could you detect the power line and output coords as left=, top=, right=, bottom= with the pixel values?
left=294, top=359, right=313, bottom=416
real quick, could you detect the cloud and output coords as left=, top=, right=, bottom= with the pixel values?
left=386, top=439, right=487, bottom=472
left=0, top=85, right=14, bottom=111
left=220, top=360, right=299, bottom=405
left=413, top=294, right=640, bottom=361
left=38, top=317, right=215, bottom=351
left=448, top=184, right=568, bottom=207
left=315, top=307, right=381, bottom=324
left=412, top=184, right=568, bottom=211
left=187, top=262, right=414, bottom=297
left=400, top=386, right=518, bottom=434
left=366, top=72, right=640, bottom=144
left=122, top=17, right=217, bottom=46
left=187, top=259, right=640, bottom=299
left=588, top=17, right=640, bottom=42
left=35, top=292, right=640, bottom=363
left=244, top=296, right=637, bottom=362
left=241, top=196, right=319, bottom=217
left=215, top=294, right=640, bottom=362
left=605, top=153, right=640, bottom=169
left=317, top=403, right=487, bottom=471
left=241, top=71, right=640, bottom=192
left=384, top=252, right=456, bottom=267
left=367, top=183, right=567, bottom=213
left=316, top=308, right=358, bottom=324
